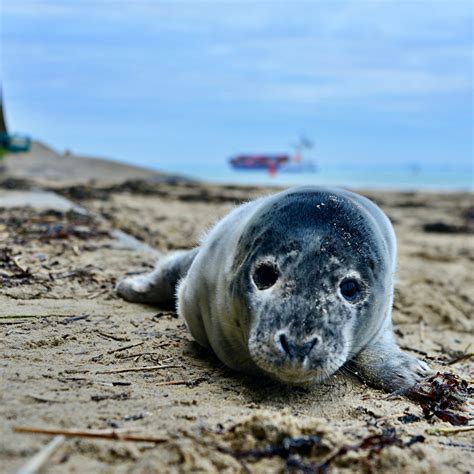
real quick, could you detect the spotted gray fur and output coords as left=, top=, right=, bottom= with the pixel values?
left=117, top=186, right=431, bottom=392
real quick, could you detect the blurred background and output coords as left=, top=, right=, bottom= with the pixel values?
left=1, top=0, right=473, bottom=190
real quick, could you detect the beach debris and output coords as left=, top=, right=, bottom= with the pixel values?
left=446, top=344, right=474, bottom=366
left=55, top=184, right=110, bottom=201
left=423, top=221, right=473, bottom=234
left=105, top=341, right=145, bottom=355
left=91, top=392, right=130, bottom=402
left=0, top=177, right=33, bottom=190
left=0, top=208, right=110, bottom=245
left=222, top=435, right=323, bottom=462
left=311, top=430, right=425, bottom=473
left=95, top=364, right=182, bottom=375
left=13, top=426, right=168, bottom=444
left=427, top=426, right=474, bottom=436
left=95, top=329, right=130, bottom=342
left=214, top=428, right=424, bottom=473
left=55, top=178, right=263, bottom=205
left=403, top=372, right=472, bottom=426
left=205, top=412, right=429, bottom=473
left=0, top=246, right=33, bottom=286
left=16, top=435, right=65, bottom=474
left=0, top=205, right=119, bottom=295
left=60, top=314, right=90, bottom=324
left=155, top=377, right=207, bottom=387
left=152, top=311, right=178, bottom=319
left=122, top=413, right=148, bottom=422
left=397, top=414, right=421, bottom=424
left=25, top=393, right=65, bottom=404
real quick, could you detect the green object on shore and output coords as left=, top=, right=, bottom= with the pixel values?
left=0, top=132, right=31, bottom=153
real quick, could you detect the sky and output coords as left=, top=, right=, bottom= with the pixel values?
left=1, top=0, right=473, bottom=178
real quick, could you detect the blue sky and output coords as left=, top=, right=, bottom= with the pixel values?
left=1, top=0, right=473, bottom=176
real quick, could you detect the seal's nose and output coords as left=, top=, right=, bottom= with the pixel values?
left=277, top=332, right=320, bottom=360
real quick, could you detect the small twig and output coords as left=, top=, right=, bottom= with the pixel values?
left=0, top=314, right=72, bottom=320
left=87, top=288, right=109, bottom=299
left=154, top=341, right=172, bottom=349
left=96, top=364, right=182, bottom=374
left=12, top=256, right=29, bottom=274
left=13, top=426, right=168, bottom=444
left=120, top=351, right=168, bottom=361
left=106, top=341, right=144, bottom=355
left=26, top=393, right=64, bottom=404
left=447, top=353, right=474, bottom=366
left=119, top=342, right=171, bottom=360
left=438, top=441, right=474, bottom=450
left=155, top=380, right=188, bottom=387
left=96, top=330, right=130, bottom=342
left=427, top=426, right=474, bottom=436
left=16, top=435, right=65, bottom=474
left=62, top=314, right=90, bottom=324
left=153, top=379, right=205, bottom=387
left=58, top=377, right=132, bottom=387
left=119, top=352, right=151, bottom=360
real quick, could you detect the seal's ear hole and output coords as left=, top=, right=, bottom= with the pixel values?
left=339, top=278, right=362, bottom=302
left=252, top=262, right=279, bottom=290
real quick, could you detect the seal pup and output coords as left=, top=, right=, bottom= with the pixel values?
left=117, top=186, right=430, bottom=392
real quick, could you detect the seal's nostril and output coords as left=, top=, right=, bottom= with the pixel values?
left=308, top=336, right=320, bottom=353
left=279, top=333, right=290, bottom=355
left=277, top=333, right=320, bottom=359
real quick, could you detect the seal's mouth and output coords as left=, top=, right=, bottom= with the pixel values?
left=248, top=346, right=344, bottom=386
left=269, top=367, right=331, bottom=386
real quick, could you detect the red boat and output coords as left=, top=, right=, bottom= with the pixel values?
left=229, top=137, right=317, bottom=176
left=229, top=154, right=289, bottom=175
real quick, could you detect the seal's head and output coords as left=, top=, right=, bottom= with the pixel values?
left=230, top=188, right=394, bottom=385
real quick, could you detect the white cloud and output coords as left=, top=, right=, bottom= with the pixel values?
left=2, top=0, right=472, bottom=108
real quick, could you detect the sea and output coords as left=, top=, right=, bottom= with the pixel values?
left=158, top=161, right=473, bottom=192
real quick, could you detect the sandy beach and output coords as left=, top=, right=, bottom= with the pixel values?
left=0, top=143, right=472, bottom=473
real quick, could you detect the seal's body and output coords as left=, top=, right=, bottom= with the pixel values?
left=117, top=186, right=430, bottom=391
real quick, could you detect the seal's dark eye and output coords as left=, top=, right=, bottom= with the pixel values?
left=339, top=279, right=361, bottom=302
left=252, top=263, right=279, bottom=290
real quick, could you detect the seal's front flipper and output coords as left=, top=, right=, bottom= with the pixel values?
left=349, top=329, right=432, bottom=392
left=116, top=248, right=199, bottom=305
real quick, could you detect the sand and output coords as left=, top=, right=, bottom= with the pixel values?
left=0, top=145, right=473, bottom=473
left=1, top=141, right=188, bottom=185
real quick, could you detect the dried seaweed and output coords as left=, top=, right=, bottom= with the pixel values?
left=0, top=208, right=110, bottom=245
left=54, top=179, right=264, bottom=205
left=91, top=392, right=130, bottom=402
left=216, top=430, right=424, bottom=474
left=404, top=372, right=472, bottom=426
left=0, top=246, right=34, bottom=287
left=423, top=221, right=473, bottom=234
left=398, top=414, right=421, bottom=424
left=286, top=430, right=424, bottom=473
left=0, top=177, right=33, bottom=190
left=206, top=434, right=323, bottom=474
left=232, top=435, right=322, bottom=461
